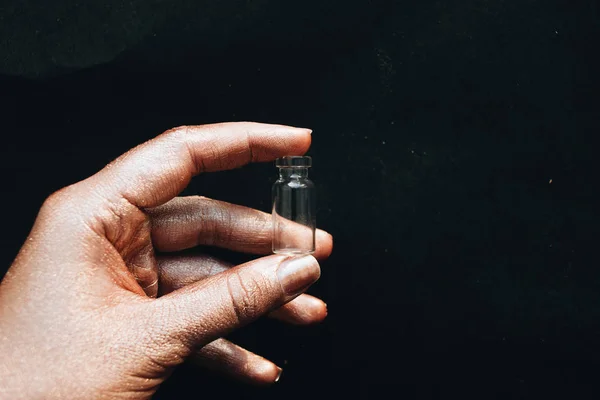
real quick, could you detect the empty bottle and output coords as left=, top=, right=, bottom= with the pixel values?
left=272, top=156, right=316, bottom=255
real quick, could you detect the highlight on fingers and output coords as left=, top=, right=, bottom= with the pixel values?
left=147, top=254, right=321, bottom=352
left=192, top=339, right=282, bottom=386
left=157, top=254, right=328, bottom=326
left=269, top=294, right=328, bottom=325
left=91, top=122, right=312, bottom=209
left=157, top=254, right=326, bottom=386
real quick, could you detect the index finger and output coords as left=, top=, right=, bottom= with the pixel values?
left=90, top=122, right=312, bottom=208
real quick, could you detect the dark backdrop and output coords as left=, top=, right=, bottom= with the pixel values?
left=1, top=0, right=600, bottom=398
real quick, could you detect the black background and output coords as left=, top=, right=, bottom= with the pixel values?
left=1, top=0, right=600, bottom=398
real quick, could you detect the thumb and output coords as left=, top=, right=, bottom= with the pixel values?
left=148, top=254, right=320, bottom=350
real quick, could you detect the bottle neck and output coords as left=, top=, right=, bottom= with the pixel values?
left=278, top=167, right=309, bottom=179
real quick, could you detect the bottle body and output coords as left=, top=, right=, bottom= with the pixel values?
left=272, top=157, right=316, bottom=255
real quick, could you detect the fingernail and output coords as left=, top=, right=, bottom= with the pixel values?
left=292, top=126, right=312, bottom=134
left=277, top=255, right=320, bottom=297
left=274, top=368, right=283, bottom=383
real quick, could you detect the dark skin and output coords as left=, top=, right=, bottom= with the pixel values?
left=0, top=122, right=333, bottom=399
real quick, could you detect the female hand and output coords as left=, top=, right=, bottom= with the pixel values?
left=0, top=122, right=333, bottom=399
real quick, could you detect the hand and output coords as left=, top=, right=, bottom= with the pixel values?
left=0, top=122, right=333, bottom=399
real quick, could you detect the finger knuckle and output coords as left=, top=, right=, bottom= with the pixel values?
left=212, top=201, right=235, bottom=244
left=165, top=125, right=209, bottom=175
left=226, top=271, right=268, bottom=324
left=190, top=195, right=210, bottom=203
left=252, top=214, right=272, bottom=243
left=161, top=125, right=189, bottom=138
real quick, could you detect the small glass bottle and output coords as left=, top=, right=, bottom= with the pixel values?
left=272, top=156, right=316, bottom=255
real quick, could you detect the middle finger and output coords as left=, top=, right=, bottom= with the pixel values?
left=147, top=196, right=333, bottom=259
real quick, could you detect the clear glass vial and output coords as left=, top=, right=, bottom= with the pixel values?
left=272, top=156, right=316, bottom=255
